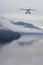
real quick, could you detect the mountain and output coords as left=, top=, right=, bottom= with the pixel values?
left=11, top=21, right=42, bottom=30
left=0, top=29, right=21, bottom=44
left=0, top=16, right=43, bottom=33
left=0, top=17, right=21, bottom=44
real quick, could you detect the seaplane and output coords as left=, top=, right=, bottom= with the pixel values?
left=20, top=8, right=36, bottom=14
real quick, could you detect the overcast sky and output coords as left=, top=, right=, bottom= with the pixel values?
left=0, top=0, right=43, bottom=28
left=0, top=0, right=43, bottom=15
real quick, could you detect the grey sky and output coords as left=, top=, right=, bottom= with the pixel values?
left=0, top=0, right=43, bottom=28
left=0, top=0, right=43, bottom=15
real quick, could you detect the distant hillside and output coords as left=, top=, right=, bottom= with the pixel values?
left=11, top=21, right=42, bottom=30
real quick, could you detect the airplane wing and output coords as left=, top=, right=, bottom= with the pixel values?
left=20, top=8, right=36, bottom=11
left=20, top=8, right=28, bottom=11
left=29, top=9, right=36, bottom=11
